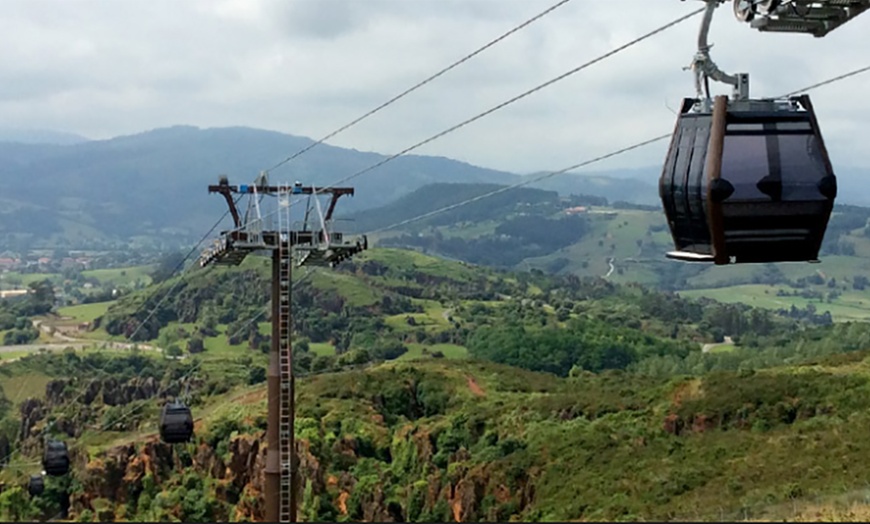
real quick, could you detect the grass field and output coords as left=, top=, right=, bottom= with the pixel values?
left=679, top=284, right=870, bottom=321
left=82, top=265, right=154, bottom=287
left=522, top=209, right=671, bottom=285
left=1, top=265, right=153, bottom=291
left=0, top=271, right=57, bottom=288
left=0, top=371, right=52, bottom=403
left=57, top=301, right=115, bottom=322
left=361, top=248, right=481, bottom=282
left=707, top=343, right=736, bottom=354
left=0, top=350, right=29, bottom=362
left=309, top=342, right=335, bottom=357
left=160, top=322, right=259, bottom=360
left=384, top=311, right=448, bottom=333
left=686, top=256, right=870, bottom=289
left=439, top=220, right=500, bottom=239
left=400, top=343, right=468, bottom=361
left=311, top=271, right=382, bottom=307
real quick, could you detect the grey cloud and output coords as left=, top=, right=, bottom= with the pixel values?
left=0, top=0, right=867, bottom=175
left=268, top=0, right=372, bottom=40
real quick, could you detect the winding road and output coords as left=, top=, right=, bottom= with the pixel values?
left=605, top=257, right=615, bottom=278
left=0, top=319, right=160, bottom=365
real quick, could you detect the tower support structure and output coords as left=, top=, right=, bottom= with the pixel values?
left=200, top=176, right=367, bottom=522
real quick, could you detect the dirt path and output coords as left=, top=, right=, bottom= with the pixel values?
left=467, top=376, right=485, bottom=397
left=702, top=335, right=734, bottom=353
left=605, top=257, right=615, bottom=278
left=0, top=319, right=161, bottom=367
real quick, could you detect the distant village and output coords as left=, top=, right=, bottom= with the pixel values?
left=0, top=255, right=93, bottom=273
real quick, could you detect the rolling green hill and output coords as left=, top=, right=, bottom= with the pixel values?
left=5, top=330, right=870, bottom=521
left=0, top=126, right=664, bottom=253
left=361, top=183, right=870, bottom=321
left=2, top=247, right=870, bottom=521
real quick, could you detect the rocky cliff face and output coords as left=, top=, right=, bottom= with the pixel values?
left=65, top=426, right=536, bottom=522
left=16, top=367, right=538, bottom=522
left=15, top=375, right=195, bottom=446
left=68, top=433, right=279, bottom=521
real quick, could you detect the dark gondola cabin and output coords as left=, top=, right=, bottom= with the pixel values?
left=28, top=474, right=44, bottom=497
left=159, top=402, right=194, bottom=444
left=659, top=94, right=836, bottom=264
left=42, top=440, right=70, bottom=477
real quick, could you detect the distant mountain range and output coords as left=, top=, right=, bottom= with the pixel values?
left=0, top=128, right=90, bottom=145
left=0, top=125, right=867, bottom=250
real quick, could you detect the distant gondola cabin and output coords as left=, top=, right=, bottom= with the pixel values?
left=660, top=94, right=836, bottom=264
left=42, top=440, right=70, bottom=477
left=159, top=402, right=194, bottom=444
left=28, top=475, right=44, bottom=497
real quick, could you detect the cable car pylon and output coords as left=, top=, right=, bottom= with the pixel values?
left=200, top=173, right=367, bottom=523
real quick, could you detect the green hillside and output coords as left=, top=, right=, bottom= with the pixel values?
left=7, top=346, right=870, bottom=520
left=3, top=248, right=870, bottom=521
left=365, top=183, right=870, bottom=322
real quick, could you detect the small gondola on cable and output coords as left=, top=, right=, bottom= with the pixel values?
left=42, top=439, right=70, bottom=477
left=659, top=0, right=845, bottom=265
left=28, top=474, right=45, bottom=497
left=159, top=400, right=194, bottom=444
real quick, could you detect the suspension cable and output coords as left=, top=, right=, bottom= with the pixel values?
left=126, top=199, right=240, bottom=342
left=774, top=64, right=870, bottom=99
left=0, top=203, right=238, bottom=467
left=78, top=268, right=316, bottom=440
left=263, top=0, right=577, bottom=175
left=368, top=134, right=671, bottom=234
left=10, top=25, right=867, bottom=479
left=367, top=63, right=870, bottom=235
left=287, top=7, right=706, bottom=202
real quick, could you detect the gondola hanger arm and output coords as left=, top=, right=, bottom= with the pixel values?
left=686, top=0, right=750, bottom=106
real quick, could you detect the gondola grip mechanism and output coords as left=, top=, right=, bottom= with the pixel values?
left=687, top=0, right=750, bottom=108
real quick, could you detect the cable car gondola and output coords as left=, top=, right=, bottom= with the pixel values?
left=42, top=440, right=70, bottom=477
left=659, top=0, right=837, bottom=265
left=159, top=402, right=194, bottom=444
left=660, top=94, right=836, bottom=264
left=28, top=474, right=45, bottom=497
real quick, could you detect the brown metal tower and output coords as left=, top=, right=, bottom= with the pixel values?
left=200, top=176, right=367, bottom=522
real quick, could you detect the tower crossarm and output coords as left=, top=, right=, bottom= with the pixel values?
left=211, top=176, right=242, bottom=228
left=207, top=184, right=355, bottom=221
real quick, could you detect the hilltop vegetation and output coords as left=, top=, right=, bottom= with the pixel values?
left=8, top=351, right=870, bottom=521
left=3, top=248, right=870, bottom=521
left=0, top=280, right=54, bottom=345
left=0, top=126, right=662, bottom=252
left=86, top=248, right=848, bottom=378
left=360, top=183, right=870, bottom=322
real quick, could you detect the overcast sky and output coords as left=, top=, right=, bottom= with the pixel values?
left=1, top=0, right=867, bottom=175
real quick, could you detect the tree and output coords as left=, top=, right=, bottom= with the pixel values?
left=372, top=340, right=409, bottom=361
left=199, top=308, right=219, bottom=337
left=187, top=336, right=205, bottom=354
left=151, top=252, right=186, bottom=284
left=0, top=486, right=37, bottom=521
left=19, top=279, right=55, bottom=316
left=295, top=337, right=310, bottom=353
left=247, top=366, right=266, bottom=385
left=165, top=345, right=183, bottom=358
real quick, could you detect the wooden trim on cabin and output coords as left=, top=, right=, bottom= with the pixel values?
left=705, top=95, right=729, bottom=265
